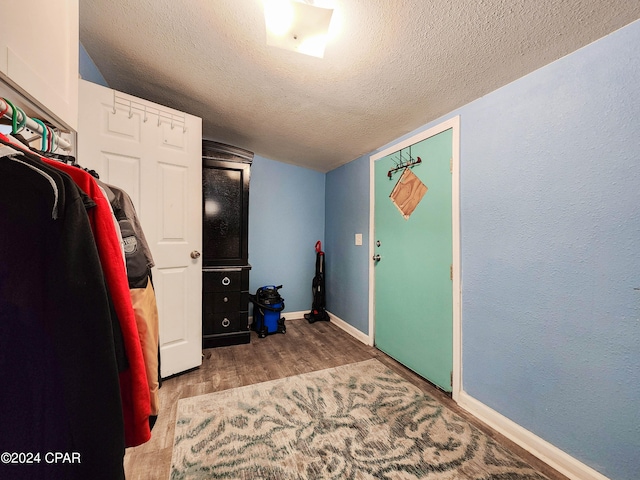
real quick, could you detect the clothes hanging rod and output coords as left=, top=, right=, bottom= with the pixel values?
left=0, top=98, right=72, bottom=151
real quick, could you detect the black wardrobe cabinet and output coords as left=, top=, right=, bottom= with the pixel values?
left=202, top=140, right=253, bottom=348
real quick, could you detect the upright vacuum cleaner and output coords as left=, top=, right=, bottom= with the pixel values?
left=304, top=241, right=330, bottom=323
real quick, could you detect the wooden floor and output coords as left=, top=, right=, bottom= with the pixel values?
left=124, top=319, right=569, bottom=480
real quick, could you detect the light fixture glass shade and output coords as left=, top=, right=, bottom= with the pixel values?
left=264, top=0, right=334, bottom=58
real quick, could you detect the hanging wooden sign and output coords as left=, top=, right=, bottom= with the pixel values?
left=389, top=167, right=428, bottom=219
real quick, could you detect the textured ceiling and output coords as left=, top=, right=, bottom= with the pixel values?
left=80, top=1, right=640, bottom=172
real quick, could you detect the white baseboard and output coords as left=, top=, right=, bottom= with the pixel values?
left=280, top=310, right=372, bottom=346
left=281, top=310, right=307, bottom=321
left=326, top=311, right=372, bottom=345
left=458, top=391, right=609, bottom=480
left=249, top=310, right=306, bottom=325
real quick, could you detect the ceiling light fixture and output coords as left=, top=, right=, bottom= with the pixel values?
left=264, top=0, right=334, bottom=58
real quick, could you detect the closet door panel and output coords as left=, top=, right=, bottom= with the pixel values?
left=103, top=153, right=141, bottom=212
left=157, top=163, right=188, bottom=243
left=154, top=268, right=188, bottom=344
left=0, top=0, right=79, bottom=131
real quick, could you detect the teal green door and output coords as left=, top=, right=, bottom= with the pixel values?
left=374, top=128, right=453, bottom=391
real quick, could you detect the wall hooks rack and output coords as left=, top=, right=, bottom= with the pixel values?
left=387, top=146, right=421, bottom=178
left=112, top=92, right=187, bottom=133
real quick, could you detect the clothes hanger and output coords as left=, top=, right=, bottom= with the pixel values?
left=0, top=100, right=17, bottom=157
left=31, top=118, right=48, bottom=153
left=0, top=99, right=10, bottom=119
left=1, top=97, right=34, bottom=151
left=11, top=104, right=28, bottom=136
left=48, top=126, right=56, bottom=153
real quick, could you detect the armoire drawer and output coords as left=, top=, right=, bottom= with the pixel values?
left=203, top=269, right=249, bottom=292
left=203, top=311, right=248, bottom=335
left=203, top=291, right=250, bottom=314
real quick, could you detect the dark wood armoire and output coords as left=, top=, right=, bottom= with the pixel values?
left=201, top=140, right=252, bottom=348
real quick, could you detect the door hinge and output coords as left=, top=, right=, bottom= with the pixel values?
left=450, top=264, right=453, bottom=281
left=450, top=371, right=453, bottom=387
left=450, top=157, right=453, bottom=173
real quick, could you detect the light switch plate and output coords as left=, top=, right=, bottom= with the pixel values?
left=355, top=233, right=363, bottom=246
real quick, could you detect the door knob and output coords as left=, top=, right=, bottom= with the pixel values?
left=372, top=254, right=381, bottom=261
left=190, top=250, right=201, bottom=259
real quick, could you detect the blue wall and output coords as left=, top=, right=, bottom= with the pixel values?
left=325, top=20, right=640, bottom=480
left=248, top=155, right=325, bottom=313
left=460, top=21, right=640, bottom=480
left=325, top=155, right=370, bottom=333
left=79, top=43, right=109, bottom=87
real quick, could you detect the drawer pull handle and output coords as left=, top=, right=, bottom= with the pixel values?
left=222, top=277, right=231, bottom=286
left=223, top=297, right=228, bottom=302
left=222, top=318, right=230, bottom=328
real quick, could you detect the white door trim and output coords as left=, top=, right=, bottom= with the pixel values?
left=368, top=115, right=461, bottom=399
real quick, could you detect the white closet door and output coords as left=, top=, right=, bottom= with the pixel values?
left=77, top=79, right=202, bottom=378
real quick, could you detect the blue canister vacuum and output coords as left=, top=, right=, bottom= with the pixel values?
left=250, top=285, right=286, bottom=338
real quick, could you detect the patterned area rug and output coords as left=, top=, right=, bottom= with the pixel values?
left=170, top=359, right=547, bottom=479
